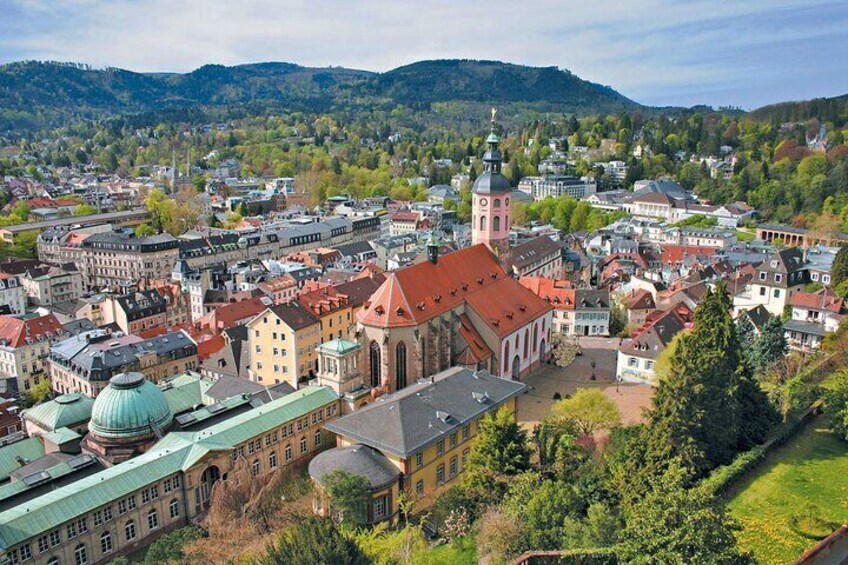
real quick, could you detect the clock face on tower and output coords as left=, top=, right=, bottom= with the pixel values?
left=480, top=198, right=488, bottom=206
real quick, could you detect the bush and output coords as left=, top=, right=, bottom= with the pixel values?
left=143, top=526, right=204, bottom=564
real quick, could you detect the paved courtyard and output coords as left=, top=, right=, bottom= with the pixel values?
left=516, top=337, right=654, bottom=429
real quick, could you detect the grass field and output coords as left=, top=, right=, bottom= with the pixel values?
left=726, top=419, right=848, bottom=564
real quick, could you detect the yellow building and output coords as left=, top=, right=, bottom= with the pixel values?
left=247, top=302, right=321, bottom=388
left=312, top=367, right=525, bottom=522
left=298, top=274, right=386, bottom=347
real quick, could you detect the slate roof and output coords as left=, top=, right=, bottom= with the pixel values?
left=309, top=444, right=400, bottom=490
left=620, top=308, right=690, bottom=360
left=265, top=302, right=320, bottom=331
left=324, top=367, right=525, bottom=458
left=502, top=236, right=562, bottom=271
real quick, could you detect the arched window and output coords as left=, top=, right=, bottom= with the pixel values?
left=74, top=543, right=88, bottom=565
left=369, top=341, right=381, bottom=388
left=480, top=215, right=487, bottom=231
left=505, top=198, right=510, bottom=206
left=147, top=509, right=159, bottom=530
left=100, top=531, right=112, bottom=555
left=494, top=199, right=501, bottom=208
left=169, top=498, right=180, bottom=519
left=503, top=342, right=510, bottom=373
left=125, top=521, right=136, bottom=541
left=533, top=324, right=538, bottom=352
left=252, top=459, right=260, bottom=476
left=493, top=216, right=500, bottom=231
left=47, top=558, right=60, bottom=565
left=523, top=329, right=529, bottom=359
left=396, top=341, right=407, bottom=390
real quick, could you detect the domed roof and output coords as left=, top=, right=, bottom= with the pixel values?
left=309, top=444, right=400, bottom=490
left=472, top=171, right=512, bottom=194
left=89, top=373, right=173, bottom=440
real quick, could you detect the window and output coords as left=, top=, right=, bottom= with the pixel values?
left=774, top=289, right=780, bottom=298
left=416, top=479, right=424, bottom=497
left=494, top=198, right=501, bottom=208
left=416, top=452, right=423, bottom=468
left=759, top=287, right=766, bottom=296
left=269, top=452, right=278, bottom=469
left=824, top=275, right=831, bottom=284
left=169, top=499, right=180, bottom=519
left=252, top=459, right=261, bottom=476
left=74, top=544, right=87, bottom=565
left=39, top=535, right=50, bottom=553
left=125, top=521, right=136, bottom=541
left=100, top=532, right=112, bottom=555
left=450, top=432, right=457, bottom=448
left=449, top=456, right=458, bottom=477
left=50, top=530, right=60, bottom=547
left=47, top=558, right=60, bottom=565
left=759, top=271, right=767, bottom=281
left=462, top=449, right=469, bottom=467
left=373, top=496, right=388, bottom=520
left=493, top=215, right=501, bottom=231
left=436, top=464, right=445, bottom=485
left=142, top=488, right=151, bottom=504
left=646, top=361, right=654, bottom=371
left=300, top=437, right=307, bottom=454
left=285, top=444, right=292, bottom=461
left=314, top=429, right=322, bottom=447
left=127, top=496, right=137, bottom=510
left=436, top=440, right=444, bottom=455
left=462, top=425, right=470, bottom=440
left=66, top=522, right=77, bottom=539
left=369, top=341, right=381, bottom=388
left=395, top=341, right=407, bottom=389
left=480, top=215, right=487, bottom=231
left=147, top=509, right=159, bottom=530
left=628, top=357, right=638, bottom=368
left=19, top=544, right=32, bottom=561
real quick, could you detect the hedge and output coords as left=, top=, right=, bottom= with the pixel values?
left=701, top=400, right=823, bottom=496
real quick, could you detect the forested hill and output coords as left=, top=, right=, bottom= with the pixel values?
left=748, top=94, right=848, bottom=124
left=0, top=59, right=638, bottom=133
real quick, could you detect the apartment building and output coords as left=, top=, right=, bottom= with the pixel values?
left=247, top=302, right=321, bottom=387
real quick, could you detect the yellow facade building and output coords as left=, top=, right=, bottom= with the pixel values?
left=311, top=367, right=525, bottom=522
left=247, top=302, right=321, bottom=388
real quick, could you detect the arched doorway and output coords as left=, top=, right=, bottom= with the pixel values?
left=539, top=339, right=546, bottom=365
left=199, top=465, right=220, bottom=509
left=511, top=355, right=521, bottom=380
left=369, top=341, right=381, bottom=388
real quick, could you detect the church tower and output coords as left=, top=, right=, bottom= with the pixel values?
left=471, top=109, right=512, bottom=255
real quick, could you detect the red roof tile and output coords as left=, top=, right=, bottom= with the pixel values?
left=789, top=288, right=845, bottom=313
left=0, top=314, right=65, bottom=348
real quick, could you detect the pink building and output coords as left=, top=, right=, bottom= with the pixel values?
left=471, top=111, right=512, bottom=256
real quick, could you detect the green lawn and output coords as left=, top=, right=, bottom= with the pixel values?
left=416, top=537, right=477, bottom=565
left=726, top=419, right=848, bottom=564
left=736, top=229, right=756, bottom=242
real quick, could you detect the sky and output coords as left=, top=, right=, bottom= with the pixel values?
left=1, top=0, right=846, bottom=109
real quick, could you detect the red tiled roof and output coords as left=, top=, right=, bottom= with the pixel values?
left=519, top=276, right=577, bottom=310
left=391, top=211, right=420, bottom=222
left=359, top=244, right=552, bottom=335
left=0, top=314, right=65, bottom=348
left=623, top=289, right=655, bottom=310
left=197, top=334, right=226, bottom=361
left=214, top=297, right=269, bottom=329
left=789, top=288, right=844, bottom=313
left=457, top=313, right=493, bottom=362
left=660, top=245, right=719, bottom=265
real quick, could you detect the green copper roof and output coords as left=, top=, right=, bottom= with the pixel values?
left=0, top=438, right=45, bottom=482
left=0, top=385, right=339, bottom=550
left=89, top=373, right=173, bottom=439
left=160, top=372, right=211, bottom=415
left=21, top=393, right=94, bottom=432
left=319, top=338, right=362, bottom=355
left=43, top=427, right=81, bottom=445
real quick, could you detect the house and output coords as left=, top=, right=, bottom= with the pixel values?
left=735, top=305, right=772, bottom=336
left=501, top=236, right=563, bottom=279
left=0, top=274, right=26, bottom=315
left=620, top=289, right=656, bottom=327
left=616, top=306, right=692, bottom=383
left=389, top=211, right=428, bottom=235
left=518, top=175, right=597, bottom=200
left=0, top=314, right=67, bottom=395
left=18, top=264, right=84, bottom=307
left=311, top=366, right=526, bottom=523
left=520, top=277, right=611, bottom=337
left=784, top=288, right=846, bottom=351
left=246, top=302, right=321, bottom=387
left=733, top=248, right=809, bottom=317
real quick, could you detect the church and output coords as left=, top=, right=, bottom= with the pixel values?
left=356, top=113, right=554, bottom=392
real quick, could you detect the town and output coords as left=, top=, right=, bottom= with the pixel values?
left=0, top=14, right=847, bottom=562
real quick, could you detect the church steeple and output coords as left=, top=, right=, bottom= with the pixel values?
left=471, top=109, right=512, bottom=255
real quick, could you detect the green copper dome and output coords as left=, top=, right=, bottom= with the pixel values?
left=89, top=373, right=173, bottom=440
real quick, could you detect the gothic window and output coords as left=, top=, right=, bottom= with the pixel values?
left=523, top=329, right=529, bottom=359
left=396, top=341, right=407, bottom=390
left=480, top=215, right=488, bottom=231
left=503, top=342, right=510, bottom=373
left=493, top=216, right=500, bottom=231
left=369, top=341, right=381, bottom=388
left=533, top=324, right=538, bottom=352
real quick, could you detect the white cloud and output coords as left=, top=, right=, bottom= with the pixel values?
left=1, top=0, right=846, bottom=107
